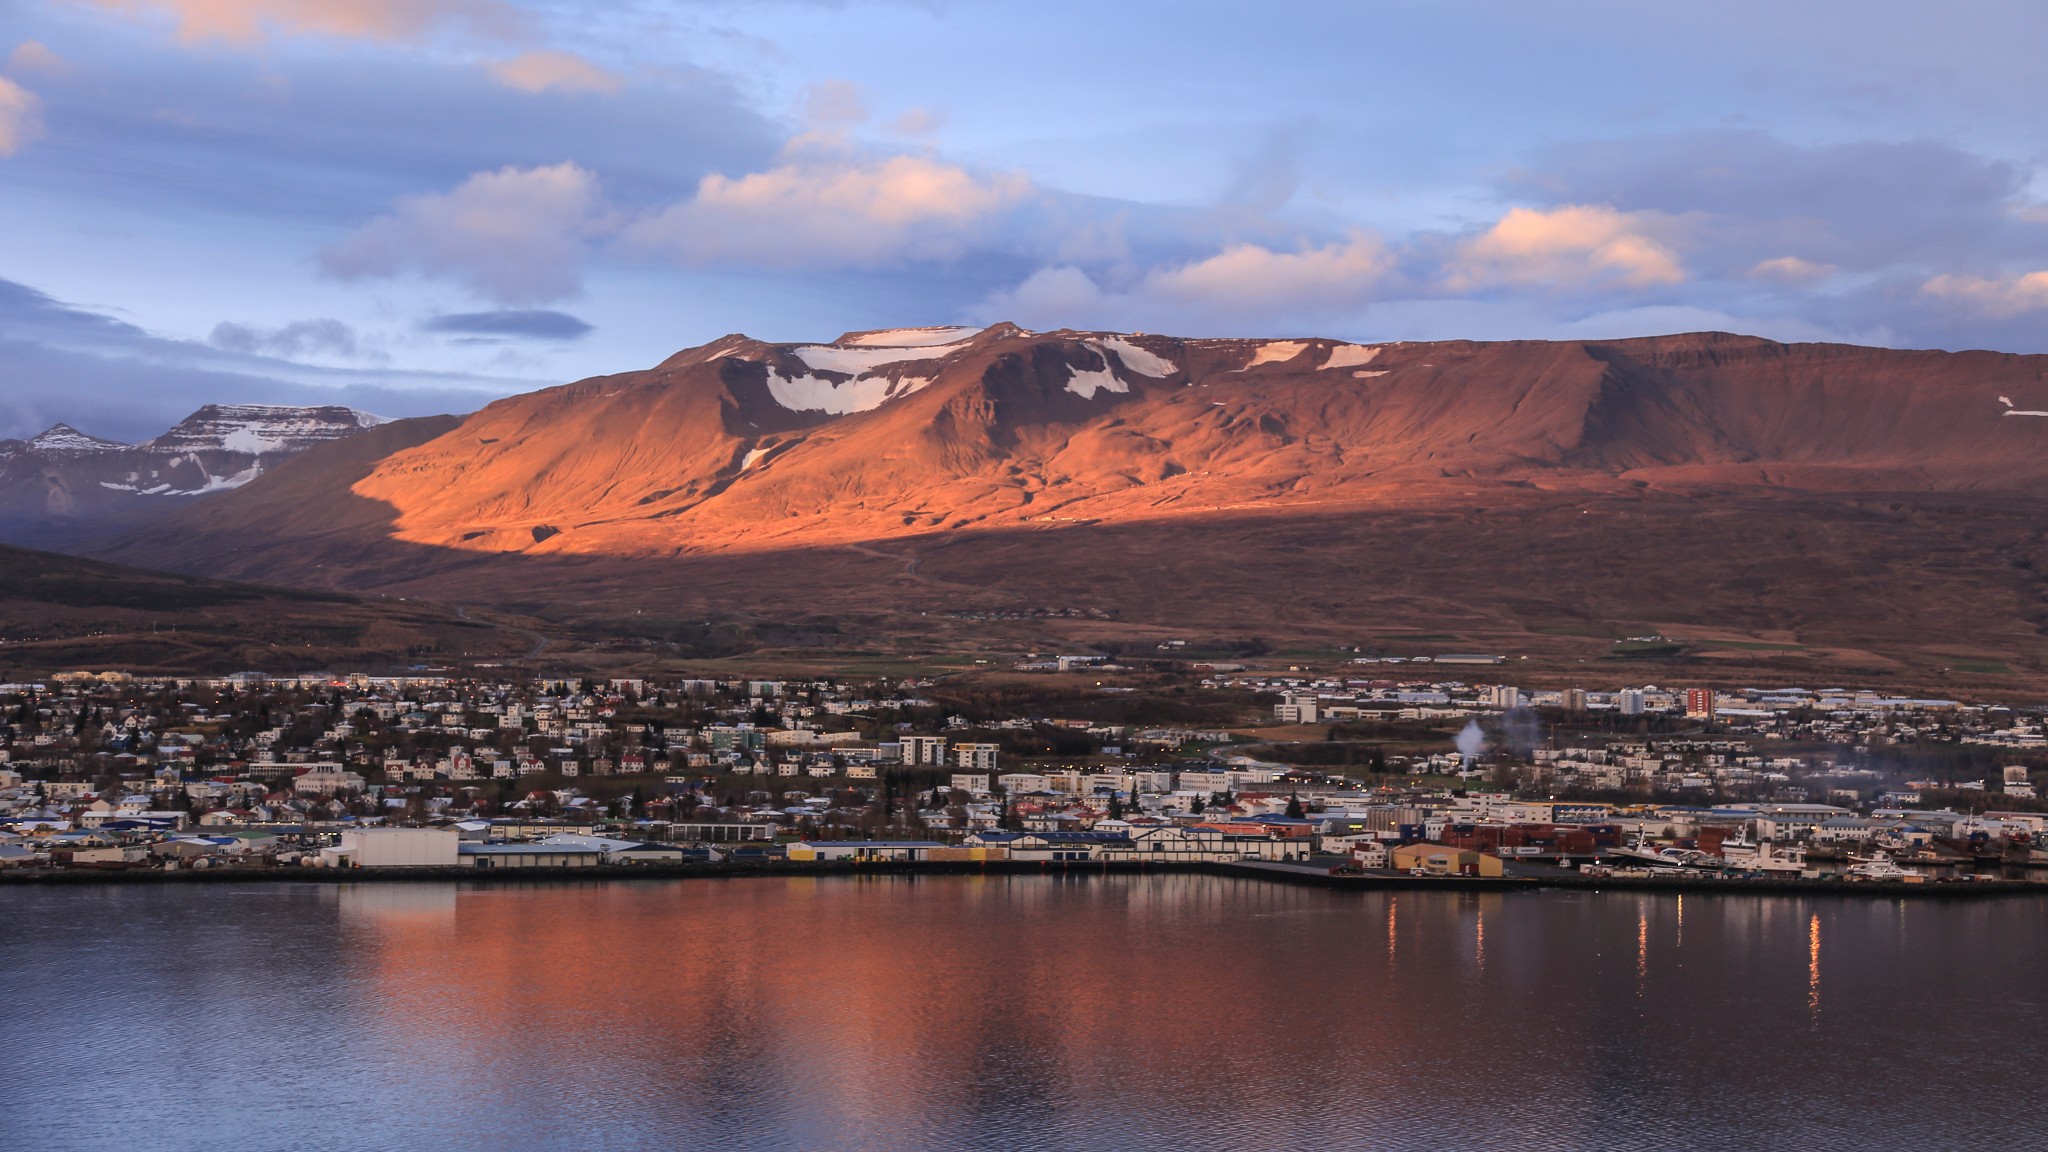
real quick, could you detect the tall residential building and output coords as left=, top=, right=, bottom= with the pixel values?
left=1619, top=689, right=1646, bottom=716
left=1686, top=689, right=1716, bottom=720
left=1564, top=688, right=1589, bottom=713
left=954, top=743, right=1000, bottom=772
left=1274, top=693, right=1319, bottom=723
left=901, top=735, right=949, bottom=765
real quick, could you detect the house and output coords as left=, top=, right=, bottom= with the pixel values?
left=967, top=831, right=1131, bottom=861
left=784, top=841, right=944, bottom=862
left=321, top=827, right=460, bottom=868
left=1125, top=825, right=1309, bottom=863
left=458, top=843, right=602, bottom=869
left=1389, top=843, right=1507, bottom=877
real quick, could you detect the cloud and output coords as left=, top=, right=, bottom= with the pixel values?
left=1147, top=234, right=1388, bottom=309
left=419, top=309, right=593, bottom=340
left=1920, top=271, right=2048, bottom=318
left=801, top=80, right=869, bottom=130
left=1747, top=256, right=1836, bottom=283
left=890, top=106, right=944, bottom=136
left=1502, top=130, right=2038, bottom=275
left=0, top=77, right=44, bottom=156
left=209, top=317, right=365, bottom=359
left=488, top=51, right=623, bottom=95
left=7, top=41, right=71, bottom=77
left=76, top=0, right=520, bottom=45
left=623, top=151, right=1031, bottom=268
left=973, top=235, right=1389, bottom=333
left=320, top=162, right=609, bottom=305
left=0, top=276, right=520, bottom=441
left=1449, top=204, right=1684, bottom=290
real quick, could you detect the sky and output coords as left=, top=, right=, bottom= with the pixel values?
left=2, top=0, right=2046, bottom=441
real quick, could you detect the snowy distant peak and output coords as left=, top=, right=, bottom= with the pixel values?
left=145, top=404, right=388, bottom=456
left=835, top=325, right=986, bottom=348
left=27, top=424, right=129, bottom=454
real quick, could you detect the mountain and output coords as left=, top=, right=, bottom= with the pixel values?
left=85, top=326, right=2048, bottom=687
left=0, top=403, right=388, bottom=538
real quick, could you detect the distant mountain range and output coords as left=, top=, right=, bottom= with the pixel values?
left=0, top=404, right=386, bottom=533
left=22, top=325, right=2048, bottom=685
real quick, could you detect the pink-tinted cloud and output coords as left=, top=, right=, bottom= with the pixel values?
left=488, top=51, right=623, bottom=95
left=0, top=77, right=44, bottom=156
left=1146, top=235, right=1388, bottom=308
left=320, top=162, right=608, bottom=305
left=1450, top=204, right=1684, bottom=290
left=1920, top=271, right=2048, bottom=317
left=77, top=0, right=519, bottom=45
left=624, top=151, right=1029, bottom=268
left=7, top=41, right=72, bottom=77
left=1747, top=255, right=1836, bottom=283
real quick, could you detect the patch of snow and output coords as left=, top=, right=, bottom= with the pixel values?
left=1095, top=337, right=1176, bottom=378
left=1321, top=344, right=1381, bottom=370
left=765, top=372, right=936, bottom=415
left=29, top=424, right=127, bottom=454
left=169, top=464, right=263, bottom=495
left=1065, top=364, right=1127, bottom=399
left=741, top=447, right=772, bottom=471
left=1240, top=341, right=1309, bottom=370
left=764, top=340, right=967, bottom=414
left=1354, top=370, right=1389, bottom=378
left=842, top=326, right=983, bottom=348
left=788, top=342, right=964, bottom=375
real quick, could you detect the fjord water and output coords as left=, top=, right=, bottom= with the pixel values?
left=3, top=877, right=2043, bottom=1152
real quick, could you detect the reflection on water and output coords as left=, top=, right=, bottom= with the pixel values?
left=3, top=876, right=2046, bottom=1152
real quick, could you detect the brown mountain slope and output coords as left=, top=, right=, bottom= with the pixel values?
left=85, top=327, right=2048, bottom=686
left=0, top=541, right=532, bottom=675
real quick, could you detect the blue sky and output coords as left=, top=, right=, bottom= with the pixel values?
left=3, top=0, right=2046, bottom=440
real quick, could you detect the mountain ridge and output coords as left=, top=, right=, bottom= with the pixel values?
left=66, top=327, right=2048, bottom=685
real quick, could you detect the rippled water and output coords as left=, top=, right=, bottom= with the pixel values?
left=2, top=876, right=2044, bottom=1151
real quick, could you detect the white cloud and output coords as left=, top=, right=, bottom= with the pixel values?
left=1920, top=271, right=2048, bottom=318
left=487, top=51, right=622, bottom=95
left=320, top=162, right=609, bottom=305
left=622, top=150, right=1030, bottom=268
left=1449, top=204, right=1684, bottom=290
left=0, top=77, right=43, bottom=156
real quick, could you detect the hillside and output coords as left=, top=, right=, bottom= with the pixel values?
left=84, top=326, right=2048, bottom=686
left=0, top=542, right=533, bottom=676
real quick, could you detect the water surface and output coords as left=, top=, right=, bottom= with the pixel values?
left=3, top=875, right=2042, bottom=1151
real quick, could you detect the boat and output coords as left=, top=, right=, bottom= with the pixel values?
left=1847, top=854, right=1917, bottom=881
left=1721, top=837, right=1806, bottom=874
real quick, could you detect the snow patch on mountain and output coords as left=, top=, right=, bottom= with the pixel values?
left=842, top=326, right=982, bottom=348
left=1095, top=337, right=1176, bottom=378
left=788, top=342, right=965, bottom=375
left=1241, top=341, right=1310, bottom=369
left=1064, top=363, right=1127, bottom=399
left=28, top=424, right=128, bottom=454
left=1322, top=344, right=1381, bottom=370
left=766, top=371, right=934, bottom=415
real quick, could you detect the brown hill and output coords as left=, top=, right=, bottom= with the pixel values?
left=87, top=326, right=2048, bottom=687
left=0, top=541, right=539, bottom=676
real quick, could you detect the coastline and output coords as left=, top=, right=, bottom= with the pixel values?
left=3, top=859, right=2043, bottom=899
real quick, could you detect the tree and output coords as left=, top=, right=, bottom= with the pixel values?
left=1286, top=792, right=1305, bottom=820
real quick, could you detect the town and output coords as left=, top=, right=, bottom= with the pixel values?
left=2, top=661, right=2044, bottom=885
